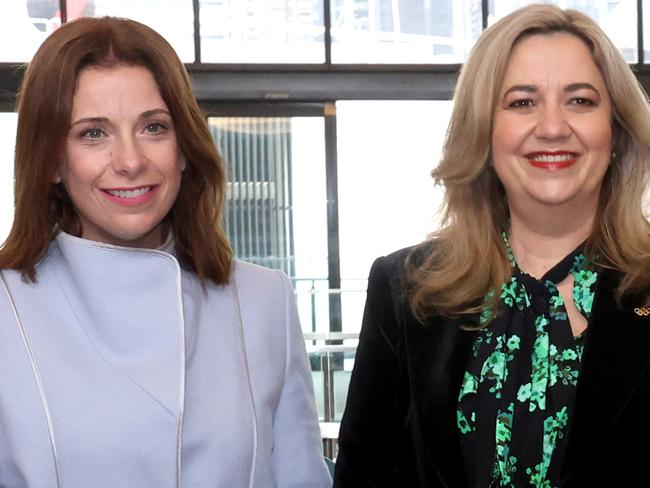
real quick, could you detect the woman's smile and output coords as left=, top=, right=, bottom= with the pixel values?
left=100, top=185, right=160, bottom=206
left=525, top=151, right=579, bottom=170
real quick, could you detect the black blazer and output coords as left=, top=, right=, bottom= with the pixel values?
left=334, top=247, right=650, bottom=487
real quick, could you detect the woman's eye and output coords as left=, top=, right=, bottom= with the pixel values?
left=144, top=122, right=167, bottom=134
left=81, top=128, right=104, bottom=139
left=571, top=97, right=594, bottom=106
left=509, top=99, right=534, bottom=109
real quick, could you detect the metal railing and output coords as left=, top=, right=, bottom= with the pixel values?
left=292, top=277, right=367, bottom=333
left=305, top=331, right=359, bottom=459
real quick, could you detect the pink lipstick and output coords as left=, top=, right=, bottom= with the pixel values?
left=100, top=185, right=159, bottom=207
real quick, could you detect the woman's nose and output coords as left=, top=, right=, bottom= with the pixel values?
left=111, top=135, right=145, bottom=175
left=534, top=104, right=571, bottom=140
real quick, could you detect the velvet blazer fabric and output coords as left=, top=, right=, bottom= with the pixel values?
left=334, top=247, right=650, bottom=488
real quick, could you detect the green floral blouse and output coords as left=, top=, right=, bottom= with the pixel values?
left=457, top=234, right=598, bottom=487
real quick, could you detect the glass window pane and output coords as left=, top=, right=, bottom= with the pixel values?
left=82, top=0, right=195, bottom=62
left=208, top=116, right=329, bottom=333
left=336, top=101, right=452, bottom=333
left=331, top=0, right=483, bottom=63
left=0, top=2, right=58, bottom=62
left=0, top=113, right=17, bottom=243
left=200, top=0, right=325, bottom=63
left=489, top=0, right=637, bottom=63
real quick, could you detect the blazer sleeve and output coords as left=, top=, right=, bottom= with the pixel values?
left=334, top=256, right=405, bottom=487
left=271, top=270, right=333, bottom=487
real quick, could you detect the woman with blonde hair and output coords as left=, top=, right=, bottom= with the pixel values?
left=335, top=4, right=650, bottom=487
left=0, top=16, right=330, bottom=487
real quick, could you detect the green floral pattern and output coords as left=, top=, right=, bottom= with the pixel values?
left=457, top=234, right=597, bottom=487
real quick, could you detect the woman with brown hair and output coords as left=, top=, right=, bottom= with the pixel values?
left=0, top=17, right=330, bottom=488
left=335, top=4, right=650, bottom=487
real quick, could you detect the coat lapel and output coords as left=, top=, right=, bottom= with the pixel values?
left=562, top=269, right=650, bottom=480
left=405, top=312, right=474, bottom=487
left=402, top=268, right=650, bottom=486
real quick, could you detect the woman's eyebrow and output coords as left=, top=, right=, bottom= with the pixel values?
left=564, top=82, right=599, bottom=93
left=139, top=108, right=171, bottom=119
left=503, top=84, right=538, bottom=97
left=69, top=109, right=171, bottom=127
left=502, top=82, right=600, bottom=97
left=70, top=116, right=108, bottom=127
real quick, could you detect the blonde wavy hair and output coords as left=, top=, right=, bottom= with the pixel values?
left=408, top=4, right=650, bottom=322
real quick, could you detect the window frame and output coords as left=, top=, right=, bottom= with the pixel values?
left=0, top=1, right=648, bottom=107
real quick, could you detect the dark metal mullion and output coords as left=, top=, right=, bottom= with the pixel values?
left=269, top=120, right=279, bottom=267
left=224, top=124, right=232, bottom=254
left=324, top=0, right=332, bottom=65
left=218, top=127, right=227, bottom=238
left=236, top=120, right=245, bottom=258
left=192, top=0, right=202, bottom=63
left=481, top=0, right=488, bottom=30
left=60, top=0, right=67, bottom=23
left=260, top=123, right=269, bottom=262
left=225, top=124, right=236, bottom=255
left=274, top=118, right=284, bottom=270
left=280, top=118, right=290, bottom=272
left=220, top=130, right=229, bottom=244
left=245, top=125, right=254, bottom=261
left=286, top=118, right=295, bottom=278
left=278, top=118, right=287, bottom=272
left=638, top=0, right=644, bottom=65
left=251, top=121, right=259, bottom=262
left=324, top=102, right=341, bottom=333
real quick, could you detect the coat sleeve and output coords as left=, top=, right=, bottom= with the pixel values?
left=271, top=270, right=333, bottom=487
left=334, top=256, right=404, bottom=487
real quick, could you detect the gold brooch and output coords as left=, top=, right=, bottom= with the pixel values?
left=634, top=307, right=650, bottom=316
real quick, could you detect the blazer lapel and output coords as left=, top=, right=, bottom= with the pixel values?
left=562, top=269, right=650, bottom=479
left=405, top=313, right=474, bottom=487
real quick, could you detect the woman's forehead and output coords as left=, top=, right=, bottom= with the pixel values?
left=500, top=32, right=607, bottom=95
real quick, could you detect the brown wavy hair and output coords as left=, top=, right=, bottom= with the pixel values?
left=0, top=16, right=233, bottom=284
left=409, top=4, right=650, bottom=322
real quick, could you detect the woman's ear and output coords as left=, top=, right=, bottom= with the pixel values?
left=179, top=154, right=187, bottom=171
left=53, top=159, right=65, bottom=183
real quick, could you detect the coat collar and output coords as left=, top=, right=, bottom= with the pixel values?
left=52, top=231, right=186, bottom=416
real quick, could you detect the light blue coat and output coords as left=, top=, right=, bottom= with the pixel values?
left=0, top=232, right=331, bottom=487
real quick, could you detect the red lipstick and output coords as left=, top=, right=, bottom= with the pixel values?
left=525, top=151, right=578, bottom=170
